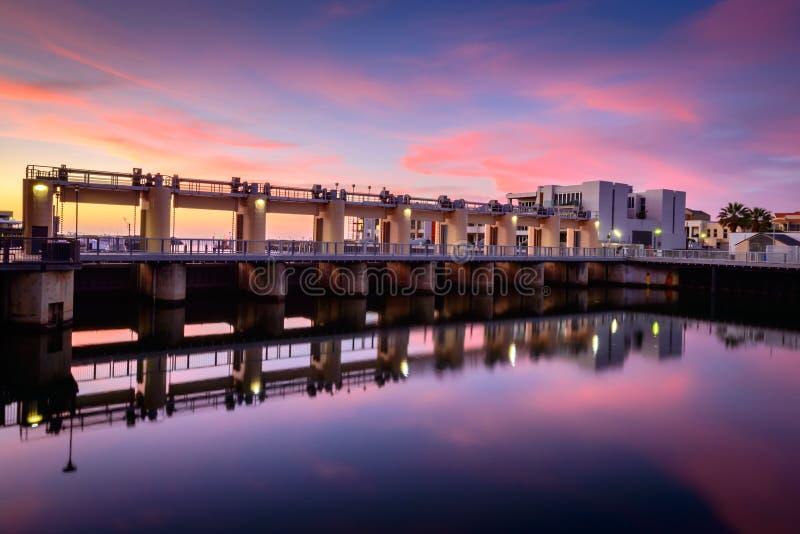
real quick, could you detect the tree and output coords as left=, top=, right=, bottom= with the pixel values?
left=748, top=207, right=773, bottom=232
left=718, top=202, right=750, bottom=232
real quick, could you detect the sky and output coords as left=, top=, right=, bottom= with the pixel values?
left=0, top=0, right=798, bottom=237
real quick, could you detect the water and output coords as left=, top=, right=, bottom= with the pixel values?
left=1, top=290, right=799, bottom=533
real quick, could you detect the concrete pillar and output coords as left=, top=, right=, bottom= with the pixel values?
left=5, top=270, right=74, bottom=327
left=142, top=186, right=172, bottom=253
left=138, top=263, right=186, bottom=303
left=434, top=325, right=465, bottom=370
left=445, top=261, right=494, bottom=294
left=137, top=306, right=185, bottom=347
left=22, top=180, right=55, bottom=246
left=233, top=348, right=263, bottom=396
left=377, top=328, right=410, bottom=381
left=443, top=208, right=468, bottom=245
left=495, top=261, right=545, bottom=294
left=137, top=356, right=167, bottom=418
left=313, top=297, right=366, bottom=329
left=317, top=199, right=345, bottom=250
left=238, top=262, right=287, bottom=299
left=317, top=262, right=368, bottom=296
left=567, top=262, right=589, bottom=285
left=381, top=295, right=435, bottom=325
left=235, top=300, right=284, bottom=335
left=495, top=214, right=518, bottom=248
left=386, top=261, right=435, bottom=294
left=527, top=225, right=540, bottom=248
left=540, top=216, right=561, bottom=248
left=241, top=195, right=267, bottom=253
left=582, top=220, right=601, bottom=248
left=565, top=228, right=576, bottom=248
left=385, top=206, right=412, bottom=253
left=310, top=339, right=342, bottom=391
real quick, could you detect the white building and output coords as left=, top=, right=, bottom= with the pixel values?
left=507, top=181, right=686, bottom=249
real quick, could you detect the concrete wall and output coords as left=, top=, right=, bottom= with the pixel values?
left=5, top=270, right=74, bottom=327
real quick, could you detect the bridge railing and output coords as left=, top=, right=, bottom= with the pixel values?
left=628, top=248, right=799, bottom=265
left=0, top=237, right=80, bottom=265
left=74, top=236, right=621, bottom=260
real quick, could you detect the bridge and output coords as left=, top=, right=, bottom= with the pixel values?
left=3, top=164, right=799, bottom=327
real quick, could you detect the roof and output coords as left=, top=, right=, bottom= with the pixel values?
left=685, top=208, right=710, bottom=220
left=740, top=233, right=800, bottom=246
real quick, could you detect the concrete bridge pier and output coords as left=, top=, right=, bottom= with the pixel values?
left=238, top=261, right=288, bottom=299
left=313, top=297, right=367, bottom=329
left=136, top=356, right=167, bottom=419
left=233, top=348, right=264, bottom=397
left=544, top=262, right=588, bottom=286
left=137, top=305, right=186, bottom=347
left=310, top=339, right=342, bottom=393
left=484, top=322, right=516, bottom=365
left=235, top=300, right=285, bottom=335
left=22, top=179, right=54, bottom=251
left=433, top=325, right=466, bottom=370
left=138, top=262, right=186, bottom=303
left=141, top=185, right=172, bottom=253
left=384, top=206, right=412, bottom=255
left=495, top=261, right=545, bottom=294
left=377, top=328, right=410, bottom=381
left=470, top=294, right=494, bottom=320
left=316, top=262, right=368, bottom=296
left=315, top=197, right=345, bottom=252
left=238, top=195, right=267, bottom=253
left=2, top=270, right=74, bottom=328
left=380, top=295, right=435, bottom=325
left=385, top=261, right=435, bottom=294
left=444, top=261, right=494, bottom=294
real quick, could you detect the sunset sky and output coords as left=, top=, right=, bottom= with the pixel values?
left=1, top=0, right=798, bottom=238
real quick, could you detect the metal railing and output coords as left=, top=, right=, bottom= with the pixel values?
left=0, top=237, right=80, bottom=266
left=628, top=248, right=800, bottom=265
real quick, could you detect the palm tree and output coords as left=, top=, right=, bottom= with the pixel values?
left=748, top=207, right=773, bottom=232
left=718, top=202, right=750, bottom=232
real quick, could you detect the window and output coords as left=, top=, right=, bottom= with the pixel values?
left=713, top=229, right=718, bottom=237
left=723, top=229, right=728, bottom=238
left=628, top=197, right=635, bottom=209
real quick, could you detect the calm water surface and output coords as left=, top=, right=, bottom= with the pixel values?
left=1, top=291, right=799, bottom=533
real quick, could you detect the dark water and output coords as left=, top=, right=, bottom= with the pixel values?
left=1, top=290, right=799, bottom=533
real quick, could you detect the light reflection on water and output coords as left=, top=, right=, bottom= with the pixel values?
left=0, top=290, right=799, bottom=533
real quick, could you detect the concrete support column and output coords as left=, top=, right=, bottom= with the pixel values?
left=22, top=181, right=55, bottom=245
left=445, top=261, right=494, bottom=294
left=310, top=339, right=342, bottom=391
left=237, top=262, right=287, bottom=299
left=527, top=225, right=540, bottom=248
left=317, top=199, right=345, bottom=252
left=583, top=220, right=601, bottom=249
left=313, top=297, right=366, bottom=329
left=565, top=228, right=576, bottom=248
left=567, top=262, right=589, bottom=285
left=381, top=295, right=435, bottom=325
left=142, top=186, right=172, bottom=253
left=138, top=263, right=186, bottom=303
left=495, top=261, right=545, bottom=292
left=433, top=325, right=466, bottom=370
left=386, top=261, right=435, bottom=294
left=5, top=270, right=74, bottom=327
left=241, top=195, right=267, bottom=253
left=495, top=213, right=518, bottom=248
left=385, top=207, right=412, bottom=254
left=137, top=306, right=186, bottom=347
left=443, top=208, right=468, bottom=246
left=540, top=216, right=561, bottom=248
left=235, top=300, right=285, bottom=335
left=233, top=348, right=264, bottom=396
left=317, top=262, right=368, bottom=296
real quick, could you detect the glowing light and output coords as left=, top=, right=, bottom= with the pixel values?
left=255, top=198, right=265, bottom=208
left=32, top=183, right=48, bottom=194
left=403, top=207, right=411, bottom=218
left=251, top=381, right=261, bottom=395
left=612, top=229, right=622, bottom=238
left=654, top=227, right=663, bottom=235
left=592, top=334, right=599, bottom=356
left=400, top=358, right=409, bottom=378
left=594, top=220, right=600, bottom=229
left=652, top=321, right=660, bottom=336
left=700, top=232, right=707, bottom=239
left=508, top=343, right=517, bottom=367
left=27, top=413, right=43, bottom=425
left=611, top=318, right=618, bottom=334
left=511, top=215, right=518, bottom=224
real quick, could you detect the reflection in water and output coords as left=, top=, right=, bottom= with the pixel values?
left=1, top=290, right=799, bottom=532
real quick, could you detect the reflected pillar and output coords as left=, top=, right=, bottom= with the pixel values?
left=433, top=325, right=466, bottom=370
